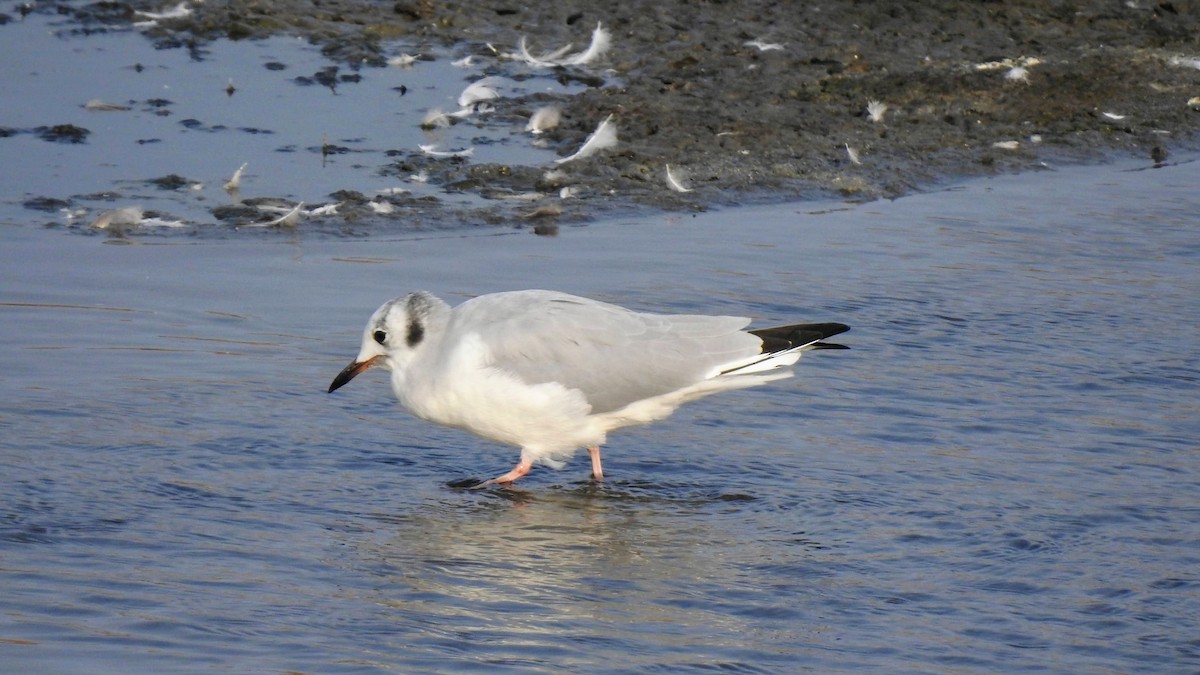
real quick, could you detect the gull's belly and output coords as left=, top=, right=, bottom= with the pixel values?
left=398, top=365, right=601, bottom=452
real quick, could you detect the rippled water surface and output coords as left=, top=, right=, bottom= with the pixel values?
left=3, top=155, right=1198, bottom=672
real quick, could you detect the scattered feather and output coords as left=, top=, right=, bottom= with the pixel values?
left=992, top=140, right=1020, bottom=150
left=452, top=55, right=475, bottom=68
left=563, top=23, right=612, bottom=66
left=744, top=39, right=784, bottom=51
left=223, top=162, right=248, bottom=192
left=525, top=105, right=562, bottom=134
left=866, top=100, right=888, bottom=123
left=377, top=187, right=410, bottom=196
left=975, top=56, right=1043, bottom=72
left=523, top=204, right=563, bottom=219
left=369, top=200, right=396, bottom=214
left=492, top=191, right=545, bottom=202
left=421, top=108, right=452, bottom=129
left=61, top=207, right=88, bottom=223
left=409, top=171, right=429, bottom=183
left=554, top=114, right=617, bottom=165
left=306, top=203, right=340, bottom=217
left=516, top=38, right=574, bottom=66
left=1102, top=111, right=1126, bottom=120
left=458, top=77, right=502, bottom=108
left=420, top=144, right=474, bottom=159
left=451, top=104, right=489, bottom=118
left=140, top=216, right=186, bottom=228
left=249, top=202, right=304, bottom=228
left=1167, top=56, right=1200, bottom=70
left=559, top=186, right=579, bottom=199
left=516, top=23, right=611, bottom=67
left=84, top=99, right=130, bottom=112
left=134, top=1, right=191, bottom=21
left=845, top=143, right=862, bottom=165
left=388, top=54, right=419, bottom=68
left=664, top=164, right=692, bottom=192
left=1188, top=96, right=1200, bottom=110
left=1029, top=134, right=1043, bottom=144
left=90, top=206, right=144, bottom=230
left=1005, top=66, right=1030, bottom=83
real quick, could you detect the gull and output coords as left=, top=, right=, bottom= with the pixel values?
left=328, top=290, right=849, bottom=486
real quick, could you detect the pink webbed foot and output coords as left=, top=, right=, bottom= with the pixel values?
left=474, top=457, right=532, bottom=489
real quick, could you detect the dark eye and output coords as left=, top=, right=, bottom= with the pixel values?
left=372, top=330, right=387, bottom=345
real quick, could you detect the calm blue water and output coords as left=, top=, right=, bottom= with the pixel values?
left=2, top=156, right=1198, bottom=672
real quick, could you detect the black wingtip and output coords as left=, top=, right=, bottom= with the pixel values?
left=750, top=322, right=851, bottom=352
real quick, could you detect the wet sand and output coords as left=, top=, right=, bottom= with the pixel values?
left=8, top=0, right=1200, bottom=228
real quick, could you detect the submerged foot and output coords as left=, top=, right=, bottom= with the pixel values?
left=587, top=446, right=604, bottom=481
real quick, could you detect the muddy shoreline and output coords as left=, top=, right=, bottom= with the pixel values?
left=11, top=0, right=1200, bottom=230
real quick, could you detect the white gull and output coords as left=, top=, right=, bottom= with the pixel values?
left=329, top=290, right=849, bottom=486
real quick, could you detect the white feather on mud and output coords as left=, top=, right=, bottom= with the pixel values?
left=664, top=164, right=692, bottom=192
left=744, top=39, right=784, bottom=51
left=554, top=115, right=617, bottom=165
left=246, top=202, right=303, bottom=228
left=526, top=106, right=562, bottom=134
left=845, top=144, right=862, bottom=165
left=866, top=100, right=888, bottom=123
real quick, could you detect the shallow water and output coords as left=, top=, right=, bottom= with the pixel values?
left=3, top=155, right=1199, bottom=672
left=1, top=9, right=587, bottom=230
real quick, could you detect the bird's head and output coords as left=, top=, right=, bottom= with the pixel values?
left=328, top=291, right=445, bottom=393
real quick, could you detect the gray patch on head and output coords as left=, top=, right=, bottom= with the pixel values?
left=369, top=292, right=440, bottom=349
left=404, top=292, right=438, bottom=347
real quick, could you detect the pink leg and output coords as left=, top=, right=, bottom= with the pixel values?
left=588, top=446, right=604, bottom=480
left=479, top=456, right=533, bottom=487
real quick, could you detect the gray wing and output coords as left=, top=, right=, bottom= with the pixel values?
left=450, top=291, right=762, bottom=413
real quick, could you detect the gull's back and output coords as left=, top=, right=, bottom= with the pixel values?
left=449, top=290, right=763, bottom=414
